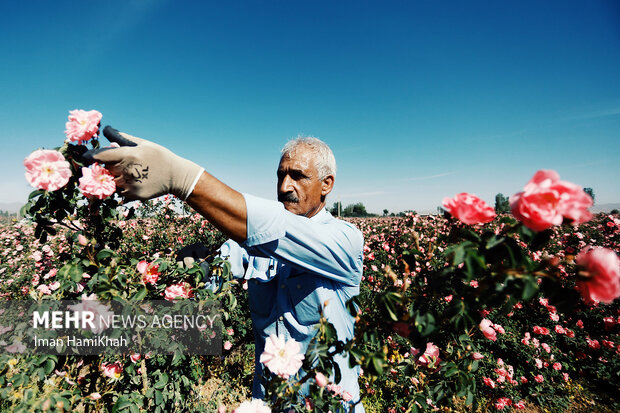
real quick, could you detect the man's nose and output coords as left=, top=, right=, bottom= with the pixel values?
left=279, top=175, right=294, bottom=193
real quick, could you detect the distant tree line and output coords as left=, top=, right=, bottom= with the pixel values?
left=329, top=202, right=417, bottom=217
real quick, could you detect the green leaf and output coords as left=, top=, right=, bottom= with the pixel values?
left=44, top=359, right=55, bottom=375
left=154, top=373, right=169, bottom=389
left=466, top=390, right=474, bottom=406
left=69, top=264, right=84, bottom=282
left=445, top=367, right=459, bottom=377
left=96, top=249, right=117, bottom=262
left=132, top=287, right=147, bottom=301
left=372, top=356, right=384, bottom=375
left=112, top=395, right=132, bottom=412
left=522, top=278, right=538, bottom=301
left=485, top=236, right=505, bottom=250
left=29, top=190, right=45, bottom=200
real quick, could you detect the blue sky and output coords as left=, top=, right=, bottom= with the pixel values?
left=1, top=0, right=618, bottom=213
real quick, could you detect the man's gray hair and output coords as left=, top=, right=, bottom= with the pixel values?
left=281, top=136, right=337, bottom=179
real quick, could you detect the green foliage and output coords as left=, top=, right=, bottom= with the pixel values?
left=583, top=187, right=595, bottom=205
left=494, top=193, right=511, bottom=213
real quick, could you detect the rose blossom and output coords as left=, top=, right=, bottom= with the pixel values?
left=24, top=149, right=72, bottom=191
left=79, top=164, right=116, bottom=199
left=130, top=354, right=141, bottom=363
left=137, top=260, right=160, bottom=285
left=575, top=247, right=620, bottom=304
left=442, top=193, right=496, bottom=225
left=224, top=341, right=232, bottom=350
left=510, top=170, right=592, bottom=231
left=483, top=377, right=496, bottom=388
left=479, top=319, right=497, bottom=341
left=315, top=371, right=328, bottom=387
left=233, top=399, right=271, bottom=413
left=494, top=397, right=512, bottom=410
left=534, top=374, right=544, bottom=383
left=259, top=334, right=304, bottom=379
left=100, top=361, right=123, bottom=380
left=65, top=109, right=102, bottom=143
left=471, top=352, right=485, bottom=360
left=67, top=293, right=113, bottom=334
left=164, top=283, right=194, bottom=301
left=77, top=234, right=89, bottom=246
left=417, top=342, right=441, bottom=368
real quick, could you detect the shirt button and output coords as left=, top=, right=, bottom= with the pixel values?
left=281, top=284, right=286, bottom=289
left=297, top=284, right=301, bottom=289
left=279, top=316, right=284, bottom=321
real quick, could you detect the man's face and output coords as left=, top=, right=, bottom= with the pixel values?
left=277, top=145, right=330, bottom=217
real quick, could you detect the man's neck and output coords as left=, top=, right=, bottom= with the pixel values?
left=303, top=202, right=325, bottom=218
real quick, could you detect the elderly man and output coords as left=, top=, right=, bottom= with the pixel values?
left=86, top=126, right=364, bottom=411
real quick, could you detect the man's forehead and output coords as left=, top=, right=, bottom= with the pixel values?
left=278, top=147, right=316, bottom=170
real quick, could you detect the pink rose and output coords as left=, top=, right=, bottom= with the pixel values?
left=137, top=260, right=160, bottom=285
left=259, top=334, right=305, bottom=379
left=442, top=193, right=496, bottom=225
left=100, top=361, right=123, bottom=380
left=315, top=371, right=328, bottom=387
left=417, top=342, right=441, bottom=367
left=510, top=170, right=592, bottom=231
left=532, top=326, right=550, bottom=335
left=164, top=283, right=194, bottom=301
left=79, top=164, right=116, bottom=199
left=483, top=377, right=496, bottom=388
left=479, top=319, right=497, bottom=341
left=88, top=393, right=102, bottom=400
left=494, top=397, right=512, bottom=410
left=534, top=374, right=544, bottom=383
left=224, top=341, right=232, bottom=350
left=64, top=109, right=102, bottom=143
left=67, top=293, right=114, bottom=334
left=130, top=354, right=141, bottom=363
left=24, top=149, right=72, bottom=191
left=78, top=234, right=89, bottom=246
left=471, top=352, right=485, bottom=360
left=576, top=247, right=620, bottom=304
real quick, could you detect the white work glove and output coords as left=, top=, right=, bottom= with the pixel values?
left=83, top=126, right=204, bottom=200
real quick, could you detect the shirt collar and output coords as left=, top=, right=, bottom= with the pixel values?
left=309, top=207, right=330, bottom=223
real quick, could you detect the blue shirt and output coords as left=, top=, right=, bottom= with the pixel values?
left=218, top=194, right=365, bottom=412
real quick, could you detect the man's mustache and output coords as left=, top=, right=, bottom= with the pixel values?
left=278, top=193, right=299, bottom=203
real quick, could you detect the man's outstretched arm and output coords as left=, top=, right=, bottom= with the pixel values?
left=185, top=171, right=247, bottom=243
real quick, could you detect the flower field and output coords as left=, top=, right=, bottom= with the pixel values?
left=1, top=204, right=618, bottom=412
left=1, top=110, right=619, bottom=412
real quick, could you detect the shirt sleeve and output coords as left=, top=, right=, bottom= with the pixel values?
left=241, top=193, right=364, bottom=286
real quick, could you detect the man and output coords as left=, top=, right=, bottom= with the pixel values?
left=86, top=127, right=365, bottom=411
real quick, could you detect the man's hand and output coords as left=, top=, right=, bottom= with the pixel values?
left=83, top=126, right=204, bottom=200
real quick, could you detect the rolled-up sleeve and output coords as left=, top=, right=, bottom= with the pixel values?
left=241, top=193, right=363, bottom=286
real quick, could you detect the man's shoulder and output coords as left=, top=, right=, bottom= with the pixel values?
left=323, top=211, right=364, bottom=245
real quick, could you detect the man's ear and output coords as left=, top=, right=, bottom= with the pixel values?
left=321, top=175, right=335, bottom=196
